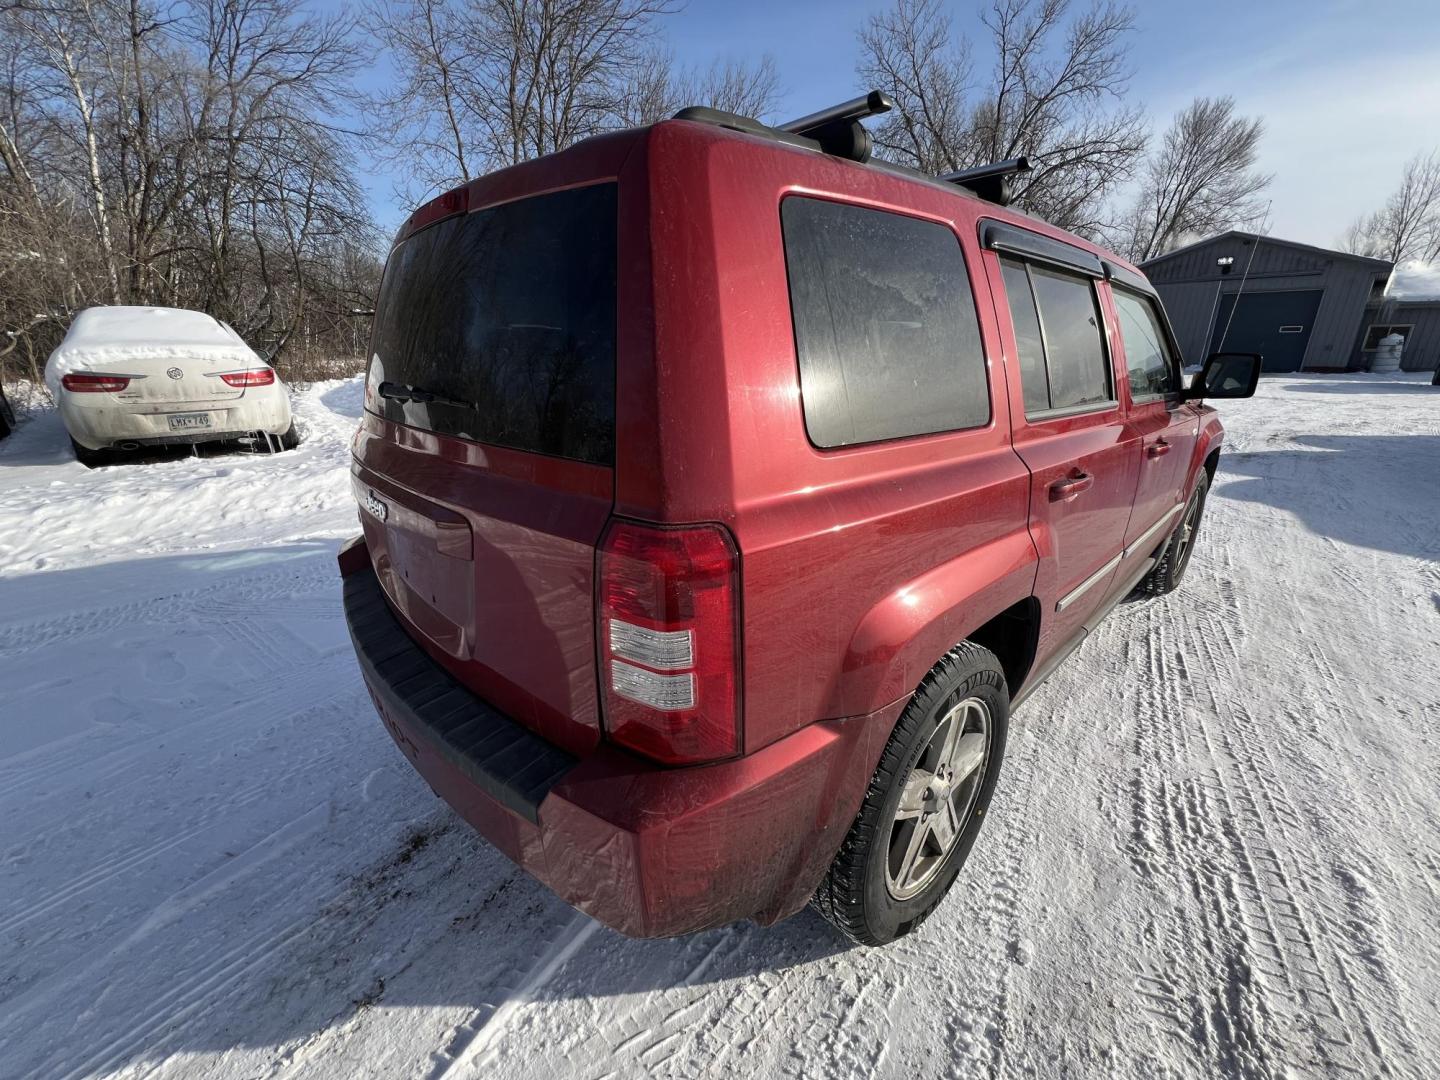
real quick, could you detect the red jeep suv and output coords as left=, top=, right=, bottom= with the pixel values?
left=340, top=93, right=1259, bottom=946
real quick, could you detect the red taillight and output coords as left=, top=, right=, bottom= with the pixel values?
left=219, top=368, right=275, bottom=387
left=598, top=520, right=741, bottom=764
left=62, top=372, right=130, bottom=393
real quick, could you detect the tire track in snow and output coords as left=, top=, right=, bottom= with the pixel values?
left=18, top=803, right=335, bottom=1080
left=0, top=556, right=334, bottom=658
left=1164, top=548, right=1422, bottom=1079
left=0, top=653, right=354, bottom=804
left=1120, top=601, right=1281, bottom=1079
left=424, top=912, right=599, bottom=1080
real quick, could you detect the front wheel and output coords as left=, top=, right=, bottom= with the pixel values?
left=1139, top=470, right=1210, bottom=596
left=812, top=641, right=1009, bottom=946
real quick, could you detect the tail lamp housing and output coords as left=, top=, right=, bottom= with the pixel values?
left=61, top=372, right=131, bottom=392
left=217, top=368, right=275, bottom=387
left=598, top=520, right=741, bottom=764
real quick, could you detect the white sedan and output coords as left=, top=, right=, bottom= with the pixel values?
left=45, top=306, right=296, bottom=465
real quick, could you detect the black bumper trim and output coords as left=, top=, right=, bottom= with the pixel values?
left=343, top=566, right=577, bottom=824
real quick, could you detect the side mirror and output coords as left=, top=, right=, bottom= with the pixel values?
left=1186, top=352, right=1261, bottom=400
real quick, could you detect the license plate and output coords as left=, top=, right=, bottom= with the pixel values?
left=168, top=412, right=212, bottom=431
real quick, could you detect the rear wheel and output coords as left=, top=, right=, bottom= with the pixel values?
left=812, top=642, right=1008, bottom=946
left=70, top=437, right=107, bottom=468
left=278, top=422, right=300, bottom=450
left=1139, top=471, right=1209, bottom=596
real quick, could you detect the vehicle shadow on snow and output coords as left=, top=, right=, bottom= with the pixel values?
left=1281, top=377, right=1437, bottom=396
left=1216, top=434, right=1440, bottom=561
left=321, top=380, right=365, bottom=418
left=2, top=542, right=857, bottom=1077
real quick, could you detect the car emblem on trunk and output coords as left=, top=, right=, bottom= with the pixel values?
left=167, top=367, right=183, bottom=380
left=364, top=490, right=389, bottom=522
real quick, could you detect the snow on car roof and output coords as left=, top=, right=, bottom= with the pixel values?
left=60, top=306, right=245, bottom=350
left=44, top=306, right=262, bottom=389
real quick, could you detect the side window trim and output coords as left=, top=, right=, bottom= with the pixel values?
left=981, top=219, right=1105, bottom=278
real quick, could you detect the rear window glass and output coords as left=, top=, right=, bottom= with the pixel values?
left=780, top=196, right=989, bottom=448
left=367, top=183, right=617, bottom=464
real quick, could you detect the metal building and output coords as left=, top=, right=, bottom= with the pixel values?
left=1353, top=293, right=1440, bottom=373
left=1141, top=232, right=1393, bottom=373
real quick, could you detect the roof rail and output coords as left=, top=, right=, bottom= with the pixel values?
left=940, top=156, right=1032, bottom=206
left=673, top=90, right=894, bottom=164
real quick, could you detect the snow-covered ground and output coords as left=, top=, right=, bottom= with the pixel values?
left=1, top=374, right=1437, bottom=1080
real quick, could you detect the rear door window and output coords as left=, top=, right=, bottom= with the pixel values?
left=780, top=196, right=989, bottom=448
left=1000, top=258, right=1113, bottom=415
left=367, top=183, right=617, bottom=464
left=1112, top=288, right=1180, bottom=399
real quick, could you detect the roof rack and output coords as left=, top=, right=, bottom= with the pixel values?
left=940, top=157, right=1032, bottom=207
left=673, top=90, right=893, bottom=163
left=669, top=92, right=1030, bottom=206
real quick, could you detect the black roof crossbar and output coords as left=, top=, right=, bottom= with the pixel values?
left=674, top=90, right=894, bottom=164
left=777, top=91, right=895, bottom=137
left=941, top=156, right=1032, bottom=206
left=776, top=90, right=893, bottom=163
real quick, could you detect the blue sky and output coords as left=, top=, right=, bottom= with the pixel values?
left=345, top=0, right=1440, bottom=248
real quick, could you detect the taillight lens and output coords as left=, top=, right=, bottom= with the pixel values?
left=62, top=372, right=130, bottom=392
left=598, top=520, right=741, bottom=764
left=219, top=368, right=275, bottom=387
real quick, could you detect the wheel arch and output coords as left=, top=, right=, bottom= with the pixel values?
left=830, top=528, right=1039, bottom=717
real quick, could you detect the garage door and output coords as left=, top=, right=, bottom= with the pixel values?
left=1208, top=290, right=1324, bottom=373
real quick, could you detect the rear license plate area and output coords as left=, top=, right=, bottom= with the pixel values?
left=168, top=412, right=212, bottom=431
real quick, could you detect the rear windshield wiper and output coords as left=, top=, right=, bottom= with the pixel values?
left=377, top=381, right=475, bottom=410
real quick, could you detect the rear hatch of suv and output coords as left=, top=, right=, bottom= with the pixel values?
left=352, top=176, right=622, bottom=757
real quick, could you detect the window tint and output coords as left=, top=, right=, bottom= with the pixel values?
left=781, top=197, right=989, bottom=448
left=1000, top=259, right=1051, bottom=416
left=1028, top=265, right=1111, bottom=411
left=1113, top=288, right=1179, bottom=398
left=367, top=184, right=616, bottom=464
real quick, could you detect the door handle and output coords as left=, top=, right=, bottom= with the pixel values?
left=1146, top=439, right=1172, bottom=459
left=1049, top=472, right=1093, bottom=501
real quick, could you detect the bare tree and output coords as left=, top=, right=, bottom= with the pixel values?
left=857, top=0, right=972, bottom=174
left=0, top=0, right=381, bottom=386
left=1340, top=150, right=1440, bottom=263
left=1114, top=96, right=1270, bottom=263
left=858, top=0, right=1146, bottom=236
left=368, top=0, right=685, bottom=202
left=622, top=52, right=783, bottom=125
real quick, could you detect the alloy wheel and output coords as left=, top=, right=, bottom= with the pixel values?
left=884, top=697, right=991, bottom=900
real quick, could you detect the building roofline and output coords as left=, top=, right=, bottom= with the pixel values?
left=1140, top=230, right=1394, bottom=272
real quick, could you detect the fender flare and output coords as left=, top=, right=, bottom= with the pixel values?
left=829, top=528, right=1039, bottom=717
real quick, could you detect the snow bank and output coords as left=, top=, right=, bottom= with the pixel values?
left=1386, top=259, right=1440, bottom=301
left=44, top=306, right=260, bottom=394
left=0, top=376, right=362, bottom=576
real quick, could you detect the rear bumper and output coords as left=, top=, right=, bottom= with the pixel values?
left=61, top=389, right=291, bottom=449
left=340, top=538, right=899, bottom=937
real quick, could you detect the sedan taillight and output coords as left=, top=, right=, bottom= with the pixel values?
left=219, top=369, right=275, bottom=387
left=598, top=520, right=741, bottom=765
left=62, top=372, right=131, bottom=392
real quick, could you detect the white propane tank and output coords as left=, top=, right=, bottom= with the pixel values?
left=1372, top=332, right=1405, bottom=373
